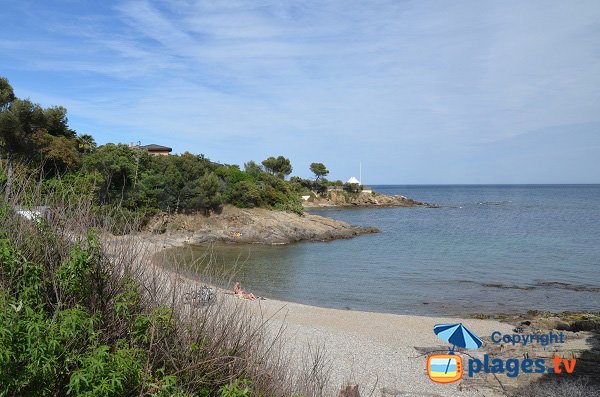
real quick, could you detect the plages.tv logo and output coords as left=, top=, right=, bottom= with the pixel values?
left=427, top=323, right=482, bottom=383
left=426, top=323, right=577, bottom=384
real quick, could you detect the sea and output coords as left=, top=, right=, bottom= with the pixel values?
left=167, top=185, right=600, bottom=317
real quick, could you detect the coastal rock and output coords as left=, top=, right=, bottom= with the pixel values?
left=304, top=191, right=436, bottom=209
left=144, top=205, right=378, bottom=245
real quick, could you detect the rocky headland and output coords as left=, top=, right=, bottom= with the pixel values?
left=303, top=190, right=436, bottom=208
left=143, top=205, right=378, bottom=245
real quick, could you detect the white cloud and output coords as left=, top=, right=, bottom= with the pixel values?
left=1, top=0, right=599, bottom=182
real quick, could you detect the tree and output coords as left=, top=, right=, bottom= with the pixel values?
left=243, top=160, right=262, bottom=178
left=0, top=97, right=47, bottom=198
left=0, top=77, right=15, bottom=110
left=82, top=144, right=138, bottom=205
left=182, top=172, right=223, bottom=213
left=261, top=156, right=292, bottom=179
left=44, top=106, right=75, bottom=138
left=76, top=134, right=97, bottom=154
left=227, top=180, right=262, bottom=208
left=40, top=135, right=80, bottom=172
left=0, top=77, right=81, bottom=197
left=0, top=109, right=19, bottom=198
left=309, top=162, right=329, bottom=182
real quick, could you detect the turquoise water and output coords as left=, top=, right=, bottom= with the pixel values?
left=171, top=185, right=600, bottom=316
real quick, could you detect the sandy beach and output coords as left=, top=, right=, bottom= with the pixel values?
left=110, top=235, right=594, bottom=396
left=245, top=297, right=514, bottom=396
left=124, top=236, right=502, bottom=395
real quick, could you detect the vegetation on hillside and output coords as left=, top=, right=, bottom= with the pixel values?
left=0, top=76, right=337, bottom=396
left=0, top=186, right=329, bottom=396
left=0, top=77, right=310, bottom=219
left=0, top=76, right=373, bottom=223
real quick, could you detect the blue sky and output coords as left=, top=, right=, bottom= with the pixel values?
left=1, top=1, right=599, bottom=183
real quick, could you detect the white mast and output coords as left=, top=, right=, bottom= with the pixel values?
left=359, top=162, right=362, bottom=185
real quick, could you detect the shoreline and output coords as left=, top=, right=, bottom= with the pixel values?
left=142, top=232, right=600, bottom=322
left=122, top=234, right=597, bottom=396
left=143, top=205, right=378, bottom=245
left=303, top=191, right=437, bottom=209
left=142, top=188, right=436, bottom=246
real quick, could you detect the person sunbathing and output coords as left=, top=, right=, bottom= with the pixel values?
left=233, top=282, right=257, bottom=300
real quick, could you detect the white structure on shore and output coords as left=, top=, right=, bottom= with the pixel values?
left=346, top=162, right=373, bottom=193
left=347, top=163, right=366, bottom=186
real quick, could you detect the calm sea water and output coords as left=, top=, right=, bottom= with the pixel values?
left=168, top=185, right=600, bottom=316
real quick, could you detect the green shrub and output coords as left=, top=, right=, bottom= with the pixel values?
left=43, top=171, right=101, bottom=202
left=67, top=343, right=145, bottom=397
left=226, top=180, right=263, bottom=208
left=0, top=235, right=149, bottom=396
left=219, top=379, right=253, bottom=397
left=91, top=205, right=148, bottom=235
left=57, top=231, right=102, bottom=302
left=274, top=199, right=304, bottom=215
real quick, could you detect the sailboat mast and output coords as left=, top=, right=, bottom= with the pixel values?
left=359, top=162, right=362, bottom=185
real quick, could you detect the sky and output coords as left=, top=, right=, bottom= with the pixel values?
left=1, top=0, right=599, bottom=184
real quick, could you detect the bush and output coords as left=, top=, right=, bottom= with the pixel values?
left=43, top=171, right=102, bottom=202
left=181, top=172, right=224, bottom=213
left=343, top=183, right=360, bottom=193
left=274, top=199, right=304, bottom=215
left=227, top=180, right=263, bottom=208
left=91, top=205, right=150, bottom=235
left=0, top=188, right=327, bottom=396
left=0, top=229, right=201, bottom=396
left=219, top=379, right=253, bottom=397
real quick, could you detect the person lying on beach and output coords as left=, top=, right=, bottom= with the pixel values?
left=233, top=282, right=257, bottom=300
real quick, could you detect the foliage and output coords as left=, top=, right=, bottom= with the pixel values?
left=261, top=156, right=292, bottom=179
left=0, top=89, right=77, bottom=185
left=0, top=237, right=101, bottom=396
left=67, top=344, right=145, bottom=397
left=243, top=161, right=262, bottom=178
left=309, top=163, right=329, bottom=182
left=219, top=380, right=253, bottom=397
left=0, top=77, right=15, bottom=109
left=0, top=75, right=305, bottom=217
left=76, top=134, right=97, bottom=154
left=0, top=197, right=321, bottom=397
left=226, top=180, right=263, bottom=208
left=82, top=143, right=139, bottom=205
left=343, top=183, right=361, bottom=193
left=274, top=200, right=304, bottom=215
left=181, top=172, right=224, bottom=213
left=0, top=225, right=193, bottom=397
left=290, top=175, right=327, bottom=196
left=43, top=171, right=102, bottom=202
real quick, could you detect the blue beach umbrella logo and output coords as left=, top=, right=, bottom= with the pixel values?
left=427, top=323, right=483, bottom=383
left=434, top=323, right=483, bottom=351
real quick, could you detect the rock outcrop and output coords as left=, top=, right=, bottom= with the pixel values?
left=304, top=191, right=435, bottom=208
left=143, top=205, right=378, bottom=245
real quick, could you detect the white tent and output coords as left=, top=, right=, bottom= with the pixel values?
left=347, top=176, right=360, bottom=184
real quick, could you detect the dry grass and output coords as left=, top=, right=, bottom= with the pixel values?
left=1, top=171, right=334, bottom=396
